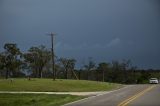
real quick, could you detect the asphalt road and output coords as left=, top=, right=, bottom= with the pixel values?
left=64, top=84, right=160, bottom=106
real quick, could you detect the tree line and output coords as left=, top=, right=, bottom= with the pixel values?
left=0, top=43, right=160, bottom=84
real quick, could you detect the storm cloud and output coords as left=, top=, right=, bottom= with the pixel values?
left=0, top=0, right=160, bottom=69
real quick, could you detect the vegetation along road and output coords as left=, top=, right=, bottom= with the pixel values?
left=64, top=84, right=160, bottom=106
left=0, top=78, right=122, bottom=106
left=0, top=79, right=122, bottom=92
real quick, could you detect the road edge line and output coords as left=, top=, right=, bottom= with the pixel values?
left=62, top=85, right=135, bottom=106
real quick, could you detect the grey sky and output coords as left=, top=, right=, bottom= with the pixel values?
left=0, top=0, right=160, bottom=69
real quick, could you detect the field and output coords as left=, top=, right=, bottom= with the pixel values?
left=0, top=78, right=122, bottom=92
left=0, top=93, right=84, bottom=106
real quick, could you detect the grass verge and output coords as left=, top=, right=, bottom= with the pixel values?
left=0, top=78, right=122, bottom=92
left=0, top=93, right=84, bottom=106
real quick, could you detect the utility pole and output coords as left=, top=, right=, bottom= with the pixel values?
left=47, top=32, right=56, bottom=80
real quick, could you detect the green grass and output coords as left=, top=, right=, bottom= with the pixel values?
left=0, top=93, right=84, bottom=106
left=0, top=78, right=122, bottom=92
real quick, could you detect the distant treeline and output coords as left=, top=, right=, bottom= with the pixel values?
left=0, top=43, right=160, bottom=84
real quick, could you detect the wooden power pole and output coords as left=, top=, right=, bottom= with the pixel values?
left=48, top=32, right=56, bottom=80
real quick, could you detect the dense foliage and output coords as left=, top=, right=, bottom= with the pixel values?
left=0, top=43, right=160, bottom=84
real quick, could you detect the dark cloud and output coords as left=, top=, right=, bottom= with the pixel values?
left=0, top=0, right=160, bottom=69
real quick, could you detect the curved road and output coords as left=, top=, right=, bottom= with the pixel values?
left=64, top=84, right=160, bottom=106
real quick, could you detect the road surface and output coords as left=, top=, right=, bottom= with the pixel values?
left=64, top=84, right=160, bottom=106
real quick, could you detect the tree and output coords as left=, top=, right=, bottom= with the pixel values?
left=0, top=53, right=5, bottom=77
left=97, top=62, right=109, bottom=82
left=59, top=58, right=78, bottom=79
left=120, top=59, right=133, bottom=83
left=110, top=60, right=136, bottom=83
left=24, top=45, right=51, bottom=78
left=69, top=59, right=78, bottom=79
left=2, top=43, right=21, bottom=79
left=110, top=61, right=122, bottom=83
left=84, top=57, right=96, bottom=80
